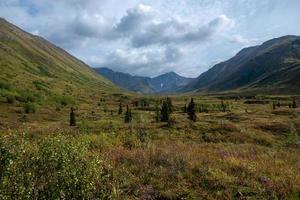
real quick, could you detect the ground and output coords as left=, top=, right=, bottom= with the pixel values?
left=0, top=93, right=299, bottom=199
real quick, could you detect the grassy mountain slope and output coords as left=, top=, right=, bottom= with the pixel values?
left=184, top=36, right=300, bottom=93
left=0, top=18, right=119, bottom=100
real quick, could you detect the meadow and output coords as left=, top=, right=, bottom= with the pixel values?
left=0, top=85, right=299, bottom=199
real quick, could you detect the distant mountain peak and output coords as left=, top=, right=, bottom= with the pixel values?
left=95, top=68, right=195, bottom=94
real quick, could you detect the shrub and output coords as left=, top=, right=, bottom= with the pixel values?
left=0, top=134, right=112, bottom=199
left=32, top=80, right=49, bottom=91
left=23, top=102, right=37, bottom=113
left=6, top=95, right=15, bottom=104
left=60, top=95, right=74, bottom=106
left=0, top=81, right=12, bottom=90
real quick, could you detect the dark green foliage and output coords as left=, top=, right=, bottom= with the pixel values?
left=166, top=97, right=173, bottom=113
left=16, top=91, right=37, bottom=103
left=155, top=102, right=160, bottom=122
left=124, top=105, right=132, bottom=123
left=70, top=107, right=76, bottom=126
left=187, top=98, right=197, bottom=122
left=0, top=81, right=12, bottom=91
left=160, top=99, right=172, bottom=122
left=272, top=101, right=276, bottom=110
left=140, top=98, right=150, bottom=107
left=221, top=100, right=226, bottom=112
left=292, top=97, right=297, bottom=108
left=277, top=101, right=281, bottom=108
left=32, top=80, right=49, bottom=91
left=58, top=95, right=75, bottom=106
left=118, top=102, right=123, bottom=114
left=0, top=135, right=112, bottom=199
left=183, top=104, right=187, bottom=113
left=23, top=102, right=37, bottom=113
left=6, top=95, right=15, bottom=104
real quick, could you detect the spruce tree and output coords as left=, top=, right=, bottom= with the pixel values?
left=166, top=97, right=173, bottom=113
left=124, top=105, right=132, bottom=123
left=70, top=107, right=76, bottom=126
left=221, top=100, right=226, bottom=112
left=183, top=104, right=187, bottom=113
left=155, top=102, right=160, bottom=122
left=187, top=98, right=197, bottom=121
left=160, top=100, right=171, bottom=122
left=118, top=102, right=123, bottom=114
left=292, top=97, right=297, bottom=109
left=272, top=101, right=276, bottom=110
left=277, top=101, right=281, bottom=108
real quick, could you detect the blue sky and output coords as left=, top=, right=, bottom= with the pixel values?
left=1, top=0, right=300, bottom=77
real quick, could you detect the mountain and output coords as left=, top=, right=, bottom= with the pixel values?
left=0, top=18, right=119, bottom=98
left=95, top=68, right=194, bottom=93
left=183, top=35, right=300, bottom=93
left=150, top=72, right=194, bottom=93
left=95, top=68, right=154, bottom=93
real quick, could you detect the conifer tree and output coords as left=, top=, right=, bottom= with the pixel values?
left=70, top=107, right=76, bottom=126
left=292, top=97, right=297, bottom=109
left=166, top=97, right=173, bottom=113
left=124, top=105, right=132, bottom=123
left=118, top=102, right=123, bottom=114
left=160, top=100, right=171, bottom=122
left=277, top=101, right=281, bottom=108
left=221, top=100, right=226, bottom=112
left=187, top=98, right=197, bottom=121
left=155, top=102, right=160, bottom=122
left=183, top=104, right=187, bottom=113
left=272, top=101, right=276, bottom=110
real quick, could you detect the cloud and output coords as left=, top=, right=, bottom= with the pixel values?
left=229, top=34, right=259, bottom=46
left=114, top=4, right=154, bottom=34
left=91, top=46, right=184, bottom=77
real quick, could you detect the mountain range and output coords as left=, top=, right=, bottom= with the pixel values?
left=95, top=67, right=194, bottom=94
left=1, top=17, right=299, bottom=96
left=183, top=35, right=300, bottom=93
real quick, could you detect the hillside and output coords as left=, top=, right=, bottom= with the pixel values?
left=183, top=36, right=300, bottom=93
left=95, top=67, right=194, bottom=93
left=0, top=18, right=119, bottom=100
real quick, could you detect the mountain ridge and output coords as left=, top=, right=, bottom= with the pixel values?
left=95, top=67, right=194, bottom=94
left=0, top=18, right=120, bottom=99
left=183, top=35, right=300, bottom=93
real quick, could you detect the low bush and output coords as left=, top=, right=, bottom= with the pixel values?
left=6, top=95, right=15, bottom=104
left=0, top=134, right=113, bottom=199
left=23, top=102, right=37, bottom=113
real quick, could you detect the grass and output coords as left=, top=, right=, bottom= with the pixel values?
left=0, top=93, right=299, bottom=199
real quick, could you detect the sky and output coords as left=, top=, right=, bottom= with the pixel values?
left=1, top=0, right=300, bottom=78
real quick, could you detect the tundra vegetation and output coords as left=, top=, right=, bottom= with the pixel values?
left=0, top=87, right=299, bottom=199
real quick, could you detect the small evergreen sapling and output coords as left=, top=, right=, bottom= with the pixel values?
left=124, top=105, right=132, bottom=123
left=155, top=102, right=160, bottom=122
left=118, top=102, right=123, bottom=114
left=187, top=98, right=197, bottom=122
left=160, top=99, right=171, bottom=122
left=70, top=107, right=76, bottom=126
left=292, top=97, right=297, bottom=109
left=272, top=101, right=276, bottom=110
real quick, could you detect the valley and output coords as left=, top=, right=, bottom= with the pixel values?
left=0, top=17, right=299, bottom=200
